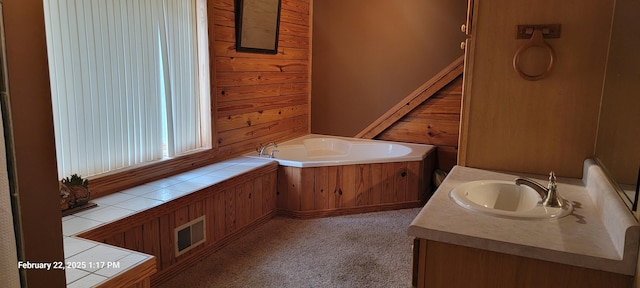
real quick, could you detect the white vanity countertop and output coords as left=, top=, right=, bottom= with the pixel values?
left=408, top=164, right=639, bottom=275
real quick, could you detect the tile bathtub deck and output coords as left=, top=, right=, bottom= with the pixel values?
left=62, top=157, right=276, bottom=287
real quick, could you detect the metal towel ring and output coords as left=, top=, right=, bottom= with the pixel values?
left=513, top=28, right=556, bottom=81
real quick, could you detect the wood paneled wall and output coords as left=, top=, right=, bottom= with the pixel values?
left=213, top=0, right=310, bottom=155
left=90, top=0, right=312, bottom=197
left=376, top=76, right=463, bottom=171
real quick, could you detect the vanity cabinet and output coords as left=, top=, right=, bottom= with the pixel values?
left=408, top=163, right=639, bottom=288
left=412, top=239, right=632, bottom=288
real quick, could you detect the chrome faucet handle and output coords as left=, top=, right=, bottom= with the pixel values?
left=269, top=150, right=279, bottom=158
left=542, top=171, right=566, bottom=208
left=547, top=171, right=557, bottom=190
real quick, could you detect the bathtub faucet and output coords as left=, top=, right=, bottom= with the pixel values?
left=258, top=142, right=278, bottom=157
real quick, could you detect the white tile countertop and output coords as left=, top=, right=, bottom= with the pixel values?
left=62, top=157, right=276, bottom=287
left=408, top=159, right=640, bottom=275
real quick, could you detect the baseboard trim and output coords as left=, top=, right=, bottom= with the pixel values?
left=276, top=201, right=425, bottom=219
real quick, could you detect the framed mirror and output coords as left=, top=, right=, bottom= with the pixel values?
left=235, top=0, right=281, bottom=54
left=595, top=0, right=640, bottom=212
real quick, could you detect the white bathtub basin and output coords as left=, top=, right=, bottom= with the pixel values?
left=449, top=180, right=572, bottom=220
left=246, top=134, right=433, bottom=168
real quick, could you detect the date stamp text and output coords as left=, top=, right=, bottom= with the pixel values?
left=18, top=261, right=121, bottom=270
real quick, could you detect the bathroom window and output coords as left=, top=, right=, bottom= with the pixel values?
left=43, top=0, right=211, bottom=178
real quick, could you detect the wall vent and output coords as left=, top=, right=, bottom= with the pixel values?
left=175, top=215, right=206, bottom=257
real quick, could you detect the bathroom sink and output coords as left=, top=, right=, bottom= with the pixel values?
left=449, top=180, right=572, bottom=220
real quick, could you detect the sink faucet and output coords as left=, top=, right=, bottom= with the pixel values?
left=258, top=142, right=278, bottom=157
left=515, top=171, right=568, bottom=208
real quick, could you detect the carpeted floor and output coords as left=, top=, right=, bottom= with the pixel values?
left=158, top=208, right=421, bottom=288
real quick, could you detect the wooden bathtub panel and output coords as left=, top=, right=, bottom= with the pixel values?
left=370, top=163, right=384, bottom=205
left=394, top=162, right=409, bottom=203
left=252, top=176, right=263, bottom=220
left=287, top=166, right=302, bottom=211
left=328, top=166, right=340, bottom=209
left=265, top=173, right=275, bottom=214
left=340, top=165, right=357, bottom=208
left=300, top=168, right=315, bottom=210
left=406, top=161, right=423, bottom=202
left=314, top=166, right=330, bottom=210
left=356, top=164, right=373, bottom=206
left=275, top=157, right=434, bottom=218
left=382, top=163, right=396, bottom=204
left=276, top=166, right=289, bottom=210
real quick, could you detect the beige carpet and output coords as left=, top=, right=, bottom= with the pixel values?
left=158, top=208, right=422, bottom=288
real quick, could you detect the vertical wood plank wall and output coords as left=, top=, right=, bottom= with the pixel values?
left=376, top=76, right=463, bottom=171
left=213, top=0, right=311, bottom=156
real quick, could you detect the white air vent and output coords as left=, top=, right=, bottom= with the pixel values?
left=175, top=215, right=206, bottom=257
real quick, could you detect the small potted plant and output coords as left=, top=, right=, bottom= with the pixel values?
left=60, top=174, right=90, bottom=210
left=59, top=183, right=75, bottom=211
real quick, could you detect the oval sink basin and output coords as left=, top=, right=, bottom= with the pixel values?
left=449, top=180, right=572, bottom=220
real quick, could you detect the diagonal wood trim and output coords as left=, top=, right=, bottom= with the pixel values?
left=355, top=56, right=465, bottom=139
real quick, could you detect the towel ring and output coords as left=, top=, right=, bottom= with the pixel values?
left=513, top=28, right=556, bottom=81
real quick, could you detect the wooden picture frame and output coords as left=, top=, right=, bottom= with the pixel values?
left=235, top=0, right=281, bottom=54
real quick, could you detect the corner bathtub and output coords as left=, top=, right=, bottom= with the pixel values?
left=248, top=134, right=434, bottom=168
left=247, top=134, right=436, bottom=218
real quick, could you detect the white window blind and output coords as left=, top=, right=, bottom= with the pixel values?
left=44, top=0, right=211, bottom=178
